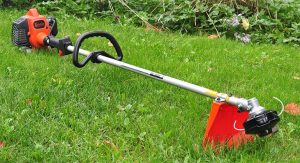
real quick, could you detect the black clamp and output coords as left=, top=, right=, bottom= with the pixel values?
left=76, top=50, right=116, bottom=67
left=73, top=31, right=123, bottom=68
left=45, top=36, right=72, bottom=56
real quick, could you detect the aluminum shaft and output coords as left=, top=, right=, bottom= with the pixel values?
left=67, top=46, right=250, bottom=111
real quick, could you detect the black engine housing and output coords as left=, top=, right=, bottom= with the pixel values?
left=12, top=17, right=30, bottom=47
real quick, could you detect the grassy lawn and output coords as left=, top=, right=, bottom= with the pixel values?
left=0, top=9, right=300, bottom=162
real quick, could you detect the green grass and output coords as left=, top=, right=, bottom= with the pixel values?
left=0, top=9, right=300, bottom=162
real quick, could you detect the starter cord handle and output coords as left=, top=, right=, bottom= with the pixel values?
left=73, top=31, right=123, bottom=68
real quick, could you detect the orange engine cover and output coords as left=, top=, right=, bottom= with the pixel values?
left=23, top=8, right=50, bottom=48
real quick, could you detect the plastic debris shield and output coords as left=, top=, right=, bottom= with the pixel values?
left=203, top=101, right=254, bottom=149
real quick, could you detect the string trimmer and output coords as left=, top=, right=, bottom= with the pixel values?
left=12, top=9, right=280, bottom=148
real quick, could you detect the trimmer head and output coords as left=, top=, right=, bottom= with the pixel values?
left=203, top=97, right=280, bottom=149
left=242, top=98, right=280, bottom=137
left=244, top=110, right=280, bottom=137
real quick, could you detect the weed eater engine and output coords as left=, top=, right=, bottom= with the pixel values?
left=12, top=9, right=280, bottom=148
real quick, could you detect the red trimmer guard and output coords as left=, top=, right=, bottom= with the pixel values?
left=203, top=101, right=254, bottom=149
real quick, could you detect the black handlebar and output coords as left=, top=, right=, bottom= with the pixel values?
left=73, top=31, right=123, bottom=68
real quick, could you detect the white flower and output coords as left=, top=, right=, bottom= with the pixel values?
left=234, top=33, right=251, bottom=43
left=241, top=34, right=251, bottom=43
left=231, top=15, right=239, bottom=27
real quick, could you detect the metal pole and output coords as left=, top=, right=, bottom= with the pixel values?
left=66, top=46, right=253, bottom=111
